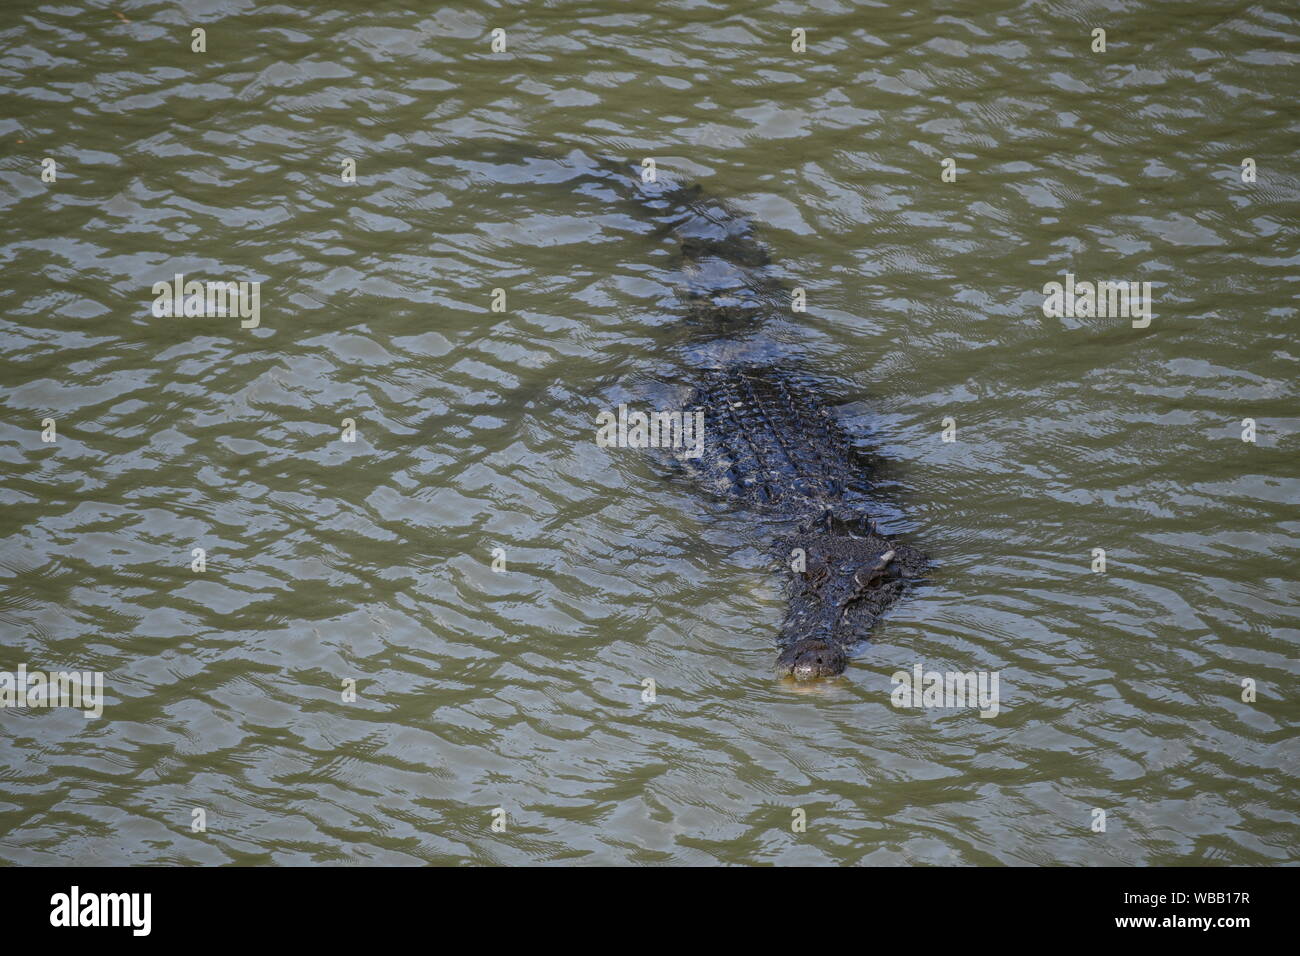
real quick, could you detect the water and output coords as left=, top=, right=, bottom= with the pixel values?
left=0, top=0, right=1296, bottom=865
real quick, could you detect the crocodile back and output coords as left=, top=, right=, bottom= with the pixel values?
left=685, top=364, right=872, bottom=515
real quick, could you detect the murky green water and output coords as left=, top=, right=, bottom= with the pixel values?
left=1, top=0, right=1296, bottom=865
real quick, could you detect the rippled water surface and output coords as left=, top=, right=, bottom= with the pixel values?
left=1, top=0, right=1297, bottom=865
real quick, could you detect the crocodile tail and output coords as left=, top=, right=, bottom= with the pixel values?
left=432, top=142, right=783, bottom=321
left=508, top=147, right=783, bottom=316
left=571, top=152, right=784, bottom=318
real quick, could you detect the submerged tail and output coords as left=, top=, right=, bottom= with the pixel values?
left=569, top=152, right=787, bottom=321
left=440, top=144, right=787, bottom=323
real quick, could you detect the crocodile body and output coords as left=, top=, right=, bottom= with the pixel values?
left=519, top=150, right=928, bottom=678
left=682, top=362, right=927, bottom=678
left=656, top=171, right=928, bottom=679
left=685, top=364, right=871, bottom=513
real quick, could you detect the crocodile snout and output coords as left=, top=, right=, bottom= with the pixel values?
left=776, top=638, right=847, bottom=680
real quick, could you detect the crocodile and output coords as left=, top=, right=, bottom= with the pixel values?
left=598, top=168, right=929, bottom=680
left=476, top=148, right=928, bottom=679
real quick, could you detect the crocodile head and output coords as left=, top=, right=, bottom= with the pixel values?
left=776, top=526, right=921, bottom=680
